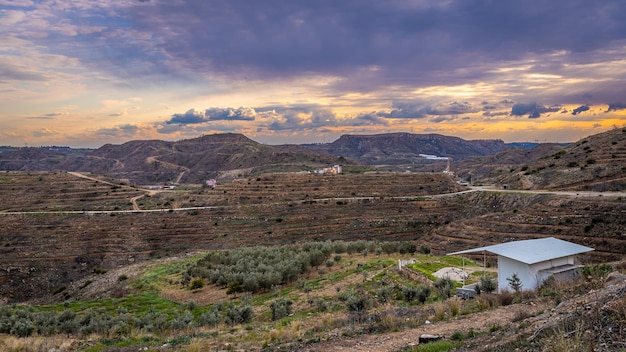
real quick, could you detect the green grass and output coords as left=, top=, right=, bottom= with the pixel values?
left=39, top=292, right=185, bottom=317
left=405, top=340, right=459, bottom=352
left=133, top=253, right=205, bottom=292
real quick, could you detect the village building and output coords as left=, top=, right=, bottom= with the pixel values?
left=449, top=237, right=594, bottom=293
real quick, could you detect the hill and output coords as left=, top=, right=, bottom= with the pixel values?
left=495, top=128, right=626, bottom=190
left=0, top=132, right=511, bottom=184
left=304, top=133, right=508, bottom=166
left=453, top=143, right=567, bottom=184
left=56, top=133, right=352, bottom=184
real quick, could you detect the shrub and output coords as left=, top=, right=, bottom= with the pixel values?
left=345, top=290, right=373, bottom=321
left=190, top=278, right=205, bottom=290
left=498, top=290, right=515, bottom=306
left=450, top=330, right=464, bottom=341
left=226, top=281, right=243, bottom=295
left=416, top=285, right=432, bottom=304
left=434, top=277, right=454, bottom=299
left=402, top=285, right=431, bottom=303
left=376, top=285, right=395, bottom=303
left=169, top=312, right=193, bottom=330
left=479, top=275, right=496, bottom=294
left=270, top=298, right=293, bottom=321
left=10, top=317, right=34, bottom=337
left=197, top=307, right=221, bottom=327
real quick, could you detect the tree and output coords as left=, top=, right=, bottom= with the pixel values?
left=270, top=298, right=293, bottom=321
left=506, top=273, right=523, bottom=293
left=434, top=277, right=454, bottom=299
left=479, top=275, right=497, bottom=294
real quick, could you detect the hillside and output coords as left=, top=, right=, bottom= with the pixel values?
left=0, top=132, right=513, bottom=184
left=496, top=128, right=626, bottom=190
left=453, top=143, right=567, bottom=184
left=56, top=133, right=352, bottom=184
left=1, top=171, right=624, bottom=305
left=305, top=133, right=509, bottom=165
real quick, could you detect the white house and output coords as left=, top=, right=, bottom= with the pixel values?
left=449, top=237, right=594, bottom=293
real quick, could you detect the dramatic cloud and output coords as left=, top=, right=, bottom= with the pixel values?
left=205, top=108, right=256, bottom=121
left=606, top=103, right=626, bottom=112
left=511, top=103, right=561, bottom=119
left=572, top=105, right=590, bottom=115
left=166, top=107, right=258, bottom=125
left=1, top=0, right=626, bottom=146
left=166, top=109, right=206, bottom=125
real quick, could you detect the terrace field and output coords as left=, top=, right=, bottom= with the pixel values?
left=0, top=170, right=625, bottom=351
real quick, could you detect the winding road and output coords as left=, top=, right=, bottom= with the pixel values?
left=1, top=173, right=623, bottom=216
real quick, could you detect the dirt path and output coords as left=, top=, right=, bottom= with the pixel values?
left=298, top=300, right=551, bottom=352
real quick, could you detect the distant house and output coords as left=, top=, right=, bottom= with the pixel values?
left=314, top=165, right=342, bottom=174
left=205, top=179, right=217, bottom=188
left=449, top=237, right=593, bottom=293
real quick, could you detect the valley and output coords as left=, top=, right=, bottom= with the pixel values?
left=0, top=129, right=625, bottom=351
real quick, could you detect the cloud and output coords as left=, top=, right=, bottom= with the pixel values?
left=94, top=124, right=139, bottom=137
left=510, top=103, right=561, bottom=118
left=606, top=102, right=626, bottom=112
left=166, top=109, right=206, bottom=125
left=165, top=107, right=259, bottom=125
left=482, top=111, right=509, bottom=117
left=32, top=128, right=57, bottom=137
left=572, top=105, right=590, bottom=115
left=205, top=107, right=256, bottom=121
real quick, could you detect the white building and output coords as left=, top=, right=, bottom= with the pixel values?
left=449, top=237, right=593, bottom=293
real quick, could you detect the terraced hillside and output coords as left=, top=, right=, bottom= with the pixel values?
left=477, top=128, right=626, bottom=190
left=0, top=171, right=624, bottom=305
left=139, top=172, right=463, bottom=208
left=0, top=171, right=141, bottom=212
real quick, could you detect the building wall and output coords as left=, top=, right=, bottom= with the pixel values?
left=498, top=256, right=533, bottom=293
left=499, top=255, right=576, bottom=293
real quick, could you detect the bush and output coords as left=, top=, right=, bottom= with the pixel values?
left=10, top=317, right=34, bottom=337
left=190, top=278, right=205, bottom=290
left=197, top=307, right=221, bottom=327
left=402, top=285, right=431, bottom=303
left=434, top=277, right=454, bottom=299
left=376, top=285, right=395, bottom=303
left=270, top=298, right=293, bottom=321
left=345, top=290, right=372, bottom=321
left=479, top=275, right=497, bottom=294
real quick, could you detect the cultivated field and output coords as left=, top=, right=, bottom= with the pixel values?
left=0, top=171, right=625, bottom=351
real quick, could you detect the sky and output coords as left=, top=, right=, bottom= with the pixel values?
left=1, top=0, right=626, bottom=148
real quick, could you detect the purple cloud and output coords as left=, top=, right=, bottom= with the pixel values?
left=606, top=102, right=626, bottom=112
left=572, top=105, right=590, bottom=115
left=511, top=103, right=561, bottom=118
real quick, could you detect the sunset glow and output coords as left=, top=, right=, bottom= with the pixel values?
left=1, top=1, right=626, bottom=147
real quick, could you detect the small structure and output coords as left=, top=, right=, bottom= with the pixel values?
left=205, top=179, right=217, bottom=188
left=398, top=259, right=416, bottom=271
left=314, top=165, right=342, bottom=174
left=449, top=237, right=593, bottom=293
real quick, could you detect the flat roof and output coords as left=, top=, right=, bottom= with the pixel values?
left=448, top=237, right=594, bottom=265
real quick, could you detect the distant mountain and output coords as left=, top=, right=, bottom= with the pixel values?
left=303, top=133, right=508, bottom=165
left=0, top=147, right=90, bottom=171
left=55, top=133, right=350, bottom=184
left=1, top=130, right=622, bottom=191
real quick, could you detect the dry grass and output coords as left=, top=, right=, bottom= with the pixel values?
left=446, top=297, right=461, bottom=317
left=432, top=301, right=447, bottom=321
left=0, top=336, right=75, bottom=352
